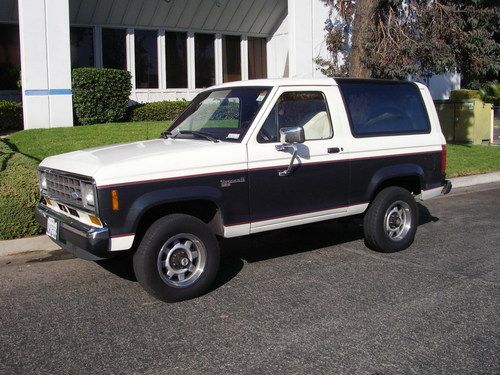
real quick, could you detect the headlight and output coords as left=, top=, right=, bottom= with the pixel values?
left=81, top=182, right=96, bottom=208
left=38, top=171, right=47, bottom=192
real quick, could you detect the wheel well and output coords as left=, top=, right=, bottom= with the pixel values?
left=372, top=175, right=422, bottom=201
left=132, top=200, right=223, bottom=250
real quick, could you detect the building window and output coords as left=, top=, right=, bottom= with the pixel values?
left=248, top=37, right=267, bottom=79
left=222, top=35, right=241, bottom=83
left=195, top=33, right=215, bottom=88
left=165, top=32, right=187, bottom=88
left=0, top=24, right=21, bottom=90
left=134, top=29, right=158, bottom=89
left=102, top=28, right=127, bottom=70
left=70, top=27, right=94, bottom=68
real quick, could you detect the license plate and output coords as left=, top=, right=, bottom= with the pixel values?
left=46, top=216, right=58, bottom=240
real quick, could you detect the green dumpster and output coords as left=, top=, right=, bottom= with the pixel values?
left=434, top=99, right=493, bottom=144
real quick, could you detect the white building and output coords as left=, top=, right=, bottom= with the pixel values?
left=0, top=0, right=459, bottom=130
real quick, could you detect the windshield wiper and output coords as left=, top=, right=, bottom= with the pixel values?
left=179, top=130, right=219, bottom=143
left=160, top=131, right=173, bottom=139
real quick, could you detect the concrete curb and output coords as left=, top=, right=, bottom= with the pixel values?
left=0, top=235, right=60, bottom=258
left=1, top=171, right=500, bottom=258
left=449, top=171, right=500, bottom=188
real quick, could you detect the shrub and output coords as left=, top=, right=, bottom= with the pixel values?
left=0, top=101, right=23, bottom=132
left=483, top=83, right=499, bottom=106
left=72, top=68, right=132, bottom=125
left=0, top=140, right=40, bottom=240
left=449, top=89, right=483, bottom=101
left=129, top=101, right=189, bottom=122
left=483, top=95, right=499, bottom=106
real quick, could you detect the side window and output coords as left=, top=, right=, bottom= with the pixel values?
left=338, top=82, right=430, bottom=137
left=257, top=91, right=333, bottom=143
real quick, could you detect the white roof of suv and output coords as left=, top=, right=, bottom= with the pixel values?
left=207, top=77, right=426, bottom=91
left=211, top=78, right=338, bottom=89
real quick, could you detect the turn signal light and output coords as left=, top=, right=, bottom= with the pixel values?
left=89, top=215, right=102, bottom=226
left=44, top=197, right=52, bottom=206
left=111, top=189, right=120, bottom=211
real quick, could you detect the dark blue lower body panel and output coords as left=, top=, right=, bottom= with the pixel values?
left=96, top=150, right=444, bottom=237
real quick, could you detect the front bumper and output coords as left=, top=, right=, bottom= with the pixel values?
left=35, top=203, right=113, bottom=261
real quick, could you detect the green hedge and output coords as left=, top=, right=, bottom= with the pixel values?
left=72, top=68, right=132, bottom=125
left=449, top=89, right=483, bottom=100
left=0, top=101, right=23, bottom=132
left=483, top=83, right=500, bottom=106
left=129, top=101, right=189, bottom=122
left=0, top=140, right=40, bottom=239
left=484, top=83, right=500, bottom=98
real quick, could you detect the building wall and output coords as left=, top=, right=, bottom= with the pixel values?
left=287, top=0, right=330, bottom=78
left=18, top=0, right=73, bottom=129
left=420, top=73, right=462, bottom=100
left=267, top=14, right=289, bottom=79
left=1, top=0, right=465, bottom=130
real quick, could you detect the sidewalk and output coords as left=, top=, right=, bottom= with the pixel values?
left=0, top=234, right=60, bottom=258
left=1, top=171, right=500, bottom=258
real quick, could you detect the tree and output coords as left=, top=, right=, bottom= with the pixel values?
left=349, top=0, right=377, bottom=78
left=316, top=0, right=500, bottom=87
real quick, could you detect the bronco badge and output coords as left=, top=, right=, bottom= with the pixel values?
left=220, top=177, right=245, bottom=188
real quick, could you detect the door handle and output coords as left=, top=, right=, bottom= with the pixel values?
left=328, top=147, right=341, bottom=154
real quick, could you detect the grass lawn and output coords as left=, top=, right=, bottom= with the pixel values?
left=1, top=121, right=499, bottom=240
left=6, top=121, right=168, bottom=162
left=446, top=144, right=500, bottom=177
left=0, top=121, right=168, bottom=240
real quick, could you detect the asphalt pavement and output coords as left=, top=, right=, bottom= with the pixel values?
left=1, top=184, right=499, bottom=374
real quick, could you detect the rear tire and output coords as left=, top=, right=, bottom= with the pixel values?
left=133, top=214, right=220, bottom=302
left=363, top=186, right=418, bottom=253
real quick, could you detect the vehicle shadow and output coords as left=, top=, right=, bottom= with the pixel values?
left=219, top=202, right=438, bottom=265
left=96, top=203, right=439, bottom=291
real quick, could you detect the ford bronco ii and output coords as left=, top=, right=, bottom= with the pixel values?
left=36, top=78, right=451, bottom=302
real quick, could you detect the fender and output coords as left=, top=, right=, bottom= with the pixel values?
left=365, top=163, right=425, bottom=202
left=125, top=186, right=224, bottom=233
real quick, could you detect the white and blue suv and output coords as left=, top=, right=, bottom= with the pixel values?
left=36, top=78, right=452, bottom=302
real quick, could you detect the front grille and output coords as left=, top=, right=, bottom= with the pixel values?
left=45, top=171, right=84, bottom=207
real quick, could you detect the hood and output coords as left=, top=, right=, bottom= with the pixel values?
left=39, top=138, right=247, bottom=187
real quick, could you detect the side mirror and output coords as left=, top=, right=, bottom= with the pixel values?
left=275, top=127, right=305, bottom=177
left=279, top=126, right=305, bottom=144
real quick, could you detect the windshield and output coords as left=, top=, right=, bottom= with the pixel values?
left=166, top=87, right=271, bottom=142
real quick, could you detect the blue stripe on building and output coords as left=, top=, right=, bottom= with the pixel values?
left=25, top=89, right=72, bottom=96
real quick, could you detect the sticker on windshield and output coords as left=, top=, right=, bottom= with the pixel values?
left=226, top=133, right=240, bottom=140
left=256, top=91, right=267, bottom=102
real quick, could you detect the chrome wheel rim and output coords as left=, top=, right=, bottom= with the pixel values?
left=383, top=200, right=412, bottom=241
left=157, top=233, right=207, bottom=288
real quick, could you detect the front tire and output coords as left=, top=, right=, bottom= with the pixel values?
left=133, top=214, right=220, bottom=302
left=363, top=187, right=418, bottom=253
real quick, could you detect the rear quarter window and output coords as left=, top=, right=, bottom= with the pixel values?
left=338, top=81, right=430, bottom=137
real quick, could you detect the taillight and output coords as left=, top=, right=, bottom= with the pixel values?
left=441, top=145, right=447, bottom=173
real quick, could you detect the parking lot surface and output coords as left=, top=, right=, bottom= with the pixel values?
left=1, top=184, right=499, bottom=374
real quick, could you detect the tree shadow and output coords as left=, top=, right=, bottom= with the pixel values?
left=0, top=137, right=42, bottom=173
left=0, top=139, right=15, bottom=172
left=2, top=137, right=42, bottom=163
left=93, top=203, right=439, bottom=292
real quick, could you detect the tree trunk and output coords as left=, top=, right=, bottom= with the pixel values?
left=349, top=0, right=377, bottom=78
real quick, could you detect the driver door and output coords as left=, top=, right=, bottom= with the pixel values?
left=247, top=86, right=349, bottom=232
